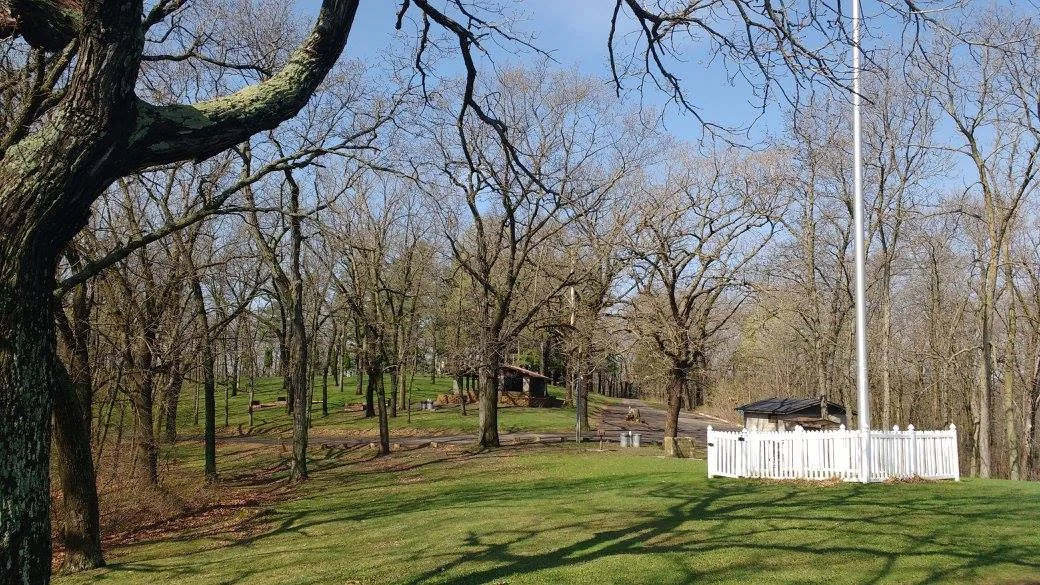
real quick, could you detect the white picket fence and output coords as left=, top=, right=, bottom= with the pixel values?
left=706, top=424, right=959, bottom=482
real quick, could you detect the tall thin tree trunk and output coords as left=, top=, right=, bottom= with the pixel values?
left=185, top=271, right=219, bottom=482
left=230, top=334, right=240, bottom=397
left=162, top=364, right=183, bottom=444
left=1004, top=253, right=1019, bottom=480
left=322, top=343, right=331, bottom=417
left=370, top=363, right=390, bottom=455
left=880, top=263, right=893, bottom=429
left=130, top=325, right=159, bottom=486
left=287, top=171, right=310, bottom=482
left=1028, top=348, right=1040, bottom=480
left=978, top=253, right=998, bottom=478
left=454, top=375, right=466, bottom=415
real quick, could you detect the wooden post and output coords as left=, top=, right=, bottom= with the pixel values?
left=707, top=426, right=714, bottom=478
left=739, top=428, right=748, bottom=478
left=908, top=424, right=917, bottom=477
left=795, top=425, right=805, bottom=479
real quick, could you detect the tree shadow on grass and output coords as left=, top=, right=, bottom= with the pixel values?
left=404, top=481, right=1040, bottom=585
left=86, top=448, right=1040, bottom=585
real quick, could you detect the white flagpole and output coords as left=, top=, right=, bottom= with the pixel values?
left=852, top=0, right=872, bottom=483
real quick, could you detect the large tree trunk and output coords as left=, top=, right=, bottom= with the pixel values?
left=477, top=348, right=502, bottom=448
left=52, top=373, right=104, bottom=572
left=53, top=274, right=104, bottom=571
left=0, top=1, right=359, bottom=578
left=0, top=3, right=143, bottom=579
left=1, top=269, right=60, bottom=584
left=664, top=365, right=687, bottom=441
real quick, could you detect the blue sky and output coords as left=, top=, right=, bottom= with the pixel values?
left=299, top=0, right=795, bottom=143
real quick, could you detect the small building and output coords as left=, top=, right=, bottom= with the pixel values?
left=736, top=397, right=848, bottom=431
left=500, top=364, right=557, bottom=406
left=500, top=364, right=548, bottom=396
left=437, top=365, right=556, bottom=407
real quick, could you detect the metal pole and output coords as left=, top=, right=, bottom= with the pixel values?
left=852, top=0, right=872, bottom=483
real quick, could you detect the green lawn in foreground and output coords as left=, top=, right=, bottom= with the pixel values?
left=59, top=443, right=1040, bottom=584
left=168, top=375, right=608, bottom=438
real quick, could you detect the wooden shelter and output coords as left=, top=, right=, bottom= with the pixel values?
left=500, top=364, right=552, bottom=406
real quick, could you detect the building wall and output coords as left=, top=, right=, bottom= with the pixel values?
left=743, top=412, right=848, bottom=431
left=744, top=414, right=778, bottom=431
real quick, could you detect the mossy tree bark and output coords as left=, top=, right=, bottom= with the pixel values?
left=0, top=1, right=359, bottom=581
left=0, top=2, right=143, bottom=580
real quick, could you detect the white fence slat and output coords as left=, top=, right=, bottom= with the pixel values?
left=706, top=425, right=959, bottom=481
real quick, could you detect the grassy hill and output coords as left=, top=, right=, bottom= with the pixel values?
left=57, top=441, right=1040, bottom=584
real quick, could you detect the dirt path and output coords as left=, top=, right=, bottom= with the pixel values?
left=212, top=399, right=737, bottom=449
left=593, top=398, right=738, bottom=444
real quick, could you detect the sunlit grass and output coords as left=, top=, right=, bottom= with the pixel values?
left=160, top=375, right=611, bottom=439
left=59, top=442, right=1040, bottom=585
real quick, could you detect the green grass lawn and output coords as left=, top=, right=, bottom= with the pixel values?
left=58, top=442, right=1040, bottom=584
left=169, top=375, right=608, bottom=439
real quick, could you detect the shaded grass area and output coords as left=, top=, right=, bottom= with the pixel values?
left=171, top=375, right=610, bottom=439
left=58, top=442, right=1040, bottom=585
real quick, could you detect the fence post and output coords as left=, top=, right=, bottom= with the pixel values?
left=950, top=423, right=960, bottom=481
left=707, top=426, right=715, bottom=478
left=740, top=427, right=748, bottom=478
left=908, top=424, right=917, bottom=478
left=795, top=425, right=805, bottom=479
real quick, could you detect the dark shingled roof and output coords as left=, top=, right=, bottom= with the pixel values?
left=736, top=397, right=847, bottom=416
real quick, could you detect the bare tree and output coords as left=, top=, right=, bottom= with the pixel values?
left=434, top=66, right=640, bottom=447
left=923, top=14, right=1040, bottom=477
left=626, top=148, right=789, bottom=444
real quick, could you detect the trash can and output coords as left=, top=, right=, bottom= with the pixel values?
left=619, top=433, right=630, bottom=448
left=632, top=433, right=641, bottom=448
